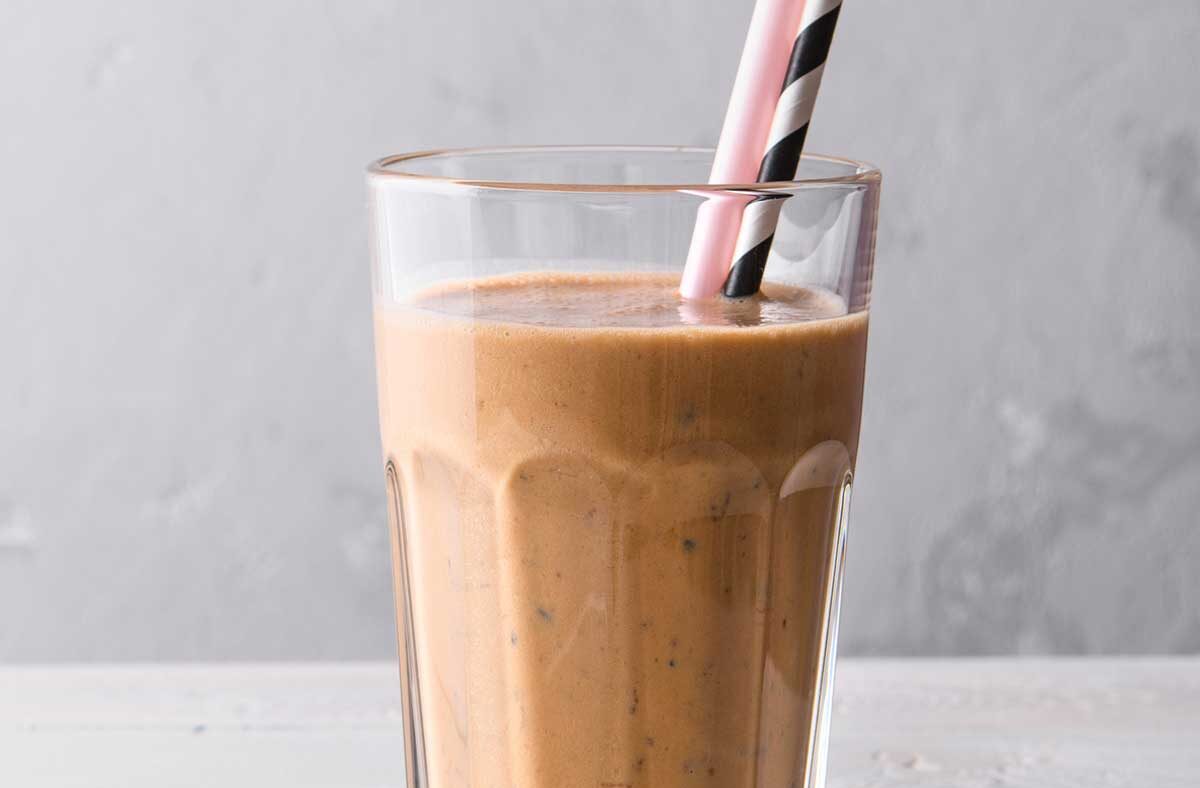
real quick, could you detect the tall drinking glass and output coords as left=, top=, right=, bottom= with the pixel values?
left=367, top=146, right=879, bottom=788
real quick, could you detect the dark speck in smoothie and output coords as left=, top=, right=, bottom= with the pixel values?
left=629, top=687, right=639, bottom=715
left=709, top=491, right=733, bottom=522
left=677, top=403, right=697, bottom=426
left=536, top=607, right=553, bottom=623
left=682, top=538, right=697, bottom=553
left=667, top=659, right=676, bottom=668
left=510, top=631, right=518, bottom=645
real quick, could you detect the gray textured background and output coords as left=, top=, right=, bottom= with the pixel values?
left=2, top=0, right=1198, bottom=662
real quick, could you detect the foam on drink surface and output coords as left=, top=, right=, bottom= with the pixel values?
left=406, top=271, right=848, bottom=329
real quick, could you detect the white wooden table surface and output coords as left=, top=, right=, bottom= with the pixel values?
left=2, top=659, right=1197, bottom=787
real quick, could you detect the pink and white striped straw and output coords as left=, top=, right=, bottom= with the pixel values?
left=679, top=0, right=808, bottom=300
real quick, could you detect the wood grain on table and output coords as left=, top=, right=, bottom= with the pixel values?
left=2, top=659, right=1197, bottom=787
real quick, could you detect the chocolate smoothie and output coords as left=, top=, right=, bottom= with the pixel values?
left=374, top=272, right=869, bottom=788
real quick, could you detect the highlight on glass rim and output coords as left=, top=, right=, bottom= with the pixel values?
left=4, top=1, right=1197, bottom=787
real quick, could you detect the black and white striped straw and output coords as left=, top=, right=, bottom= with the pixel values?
left=723, top=0, right=843, bottom=298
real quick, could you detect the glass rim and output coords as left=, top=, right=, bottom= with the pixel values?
left=367, top=145, right=880, bottom=194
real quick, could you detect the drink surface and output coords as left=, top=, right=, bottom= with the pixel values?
left=374, top=272, right=869, bottom=788
left=409, top=271, right=848, bottom=328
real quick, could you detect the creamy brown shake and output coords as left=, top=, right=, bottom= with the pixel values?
left=374, top=272, right=869, bottom=788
